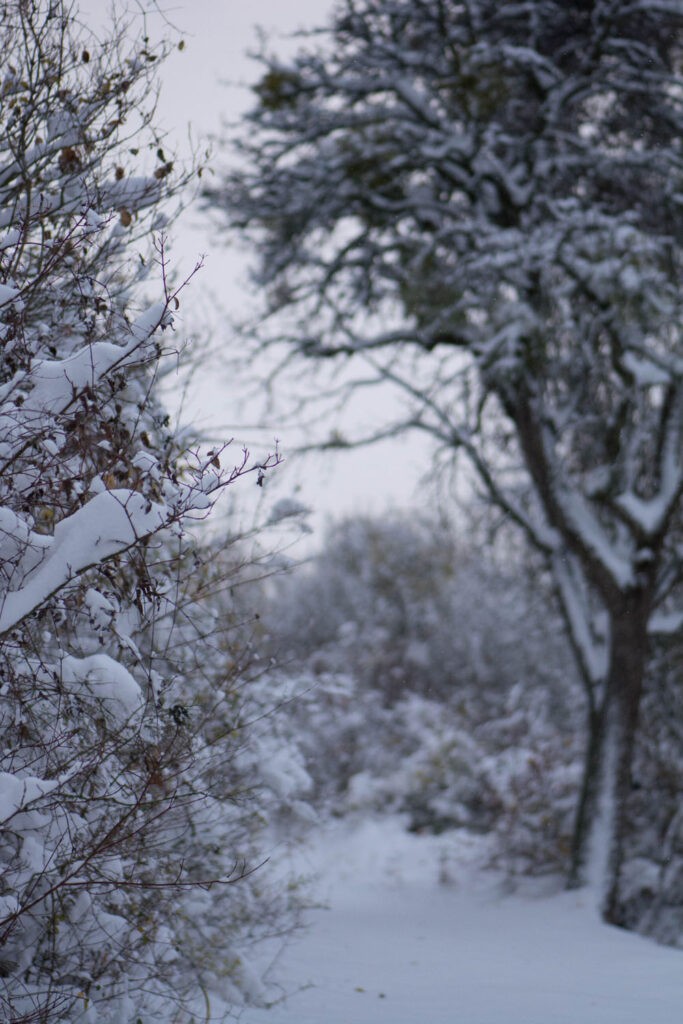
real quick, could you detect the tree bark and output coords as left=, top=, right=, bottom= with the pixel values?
left=602, top=600, right=650, bottom=924
left=568, top=701, right=607, bottom=888
left=566, top=590, right=651, bottom=920
left=600, top=596, right=650, bottom=923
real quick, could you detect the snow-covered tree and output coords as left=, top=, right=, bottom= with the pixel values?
left=209, top=0, right=683, bottom=923
left=0, top=3, right=284, bottom=1020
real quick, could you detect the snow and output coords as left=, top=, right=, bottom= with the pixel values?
left=129, top=301, right=170, bottom=342
left=237, top=818, right=683, bottom=1024
left=616, top=489, right=672, bottom=537
left=649, top=610, right=683, bottom=636
left=258, top=746, right=312, bottom=801
left=0, top=771, right=60, bottom=823
left=22, top=332, right=151, bottom=417
left=616, top=425, right=682, bottom=538
left=84, top=586, right=116, bottom=626
left=0, top=282, right=19, bottom=305
left=0, top=490, right=167, bottom=634
left=61, top=653, right=143, bottom=722
left=622, top=351, right=671, bottom=387
left=0, top=229, right=20, bottom=252
left=584, top=727, right=618, bottom=899
left=562, top=490, right=634, bottom=590
left=552, top=554, right=607, bottom=685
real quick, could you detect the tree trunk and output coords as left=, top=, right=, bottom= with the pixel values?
left=601, top=597, right=650, bottom=923
left=566, top=592, right=651, bottom=918
left=567, top=702, right=607, bottom=888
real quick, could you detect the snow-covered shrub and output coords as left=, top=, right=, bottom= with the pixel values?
left=269, top=516, right=574, bottom=710
left=0, top=4, right=287, bottom=1021
left=262, top=515, right=582, bottom=877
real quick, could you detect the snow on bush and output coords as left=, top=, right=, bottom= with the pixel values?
left=0, top=4, right=292, bottom=1021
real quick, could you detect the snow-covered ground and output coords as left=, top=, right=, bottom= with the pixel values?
left=236, top=818, right=683, bottom=1024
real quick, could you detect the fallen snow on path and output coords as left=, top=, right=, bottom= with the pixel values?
left=237, top=818, right=683, bottom=1024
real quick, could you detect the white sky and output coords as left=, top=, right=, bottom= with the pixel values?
left=81, top=0, right=434, bottom=538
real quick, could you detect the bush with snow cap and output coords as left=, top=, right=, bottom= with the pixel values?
left=0, top=3, right=286, bottom=1020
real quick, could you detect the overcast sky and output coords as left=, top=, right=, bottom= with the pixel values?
left=82, top=0, right=433, bottom=537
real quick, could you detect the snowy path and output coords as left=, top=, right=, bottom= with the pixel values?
left=237, top=819, right=683, bottom=1024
